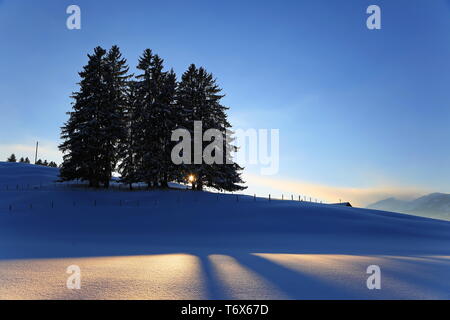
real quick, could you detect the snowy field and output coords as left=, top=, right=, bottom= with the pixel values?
left=0, top=162, right=449, bottom=299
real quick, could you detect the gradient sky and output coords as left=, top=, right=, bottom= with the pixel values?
left=1, top=0, right=450, bottom=205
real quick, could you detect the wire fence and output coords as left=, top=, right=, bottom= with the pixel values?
left=0, top=181, right=327, bottom=213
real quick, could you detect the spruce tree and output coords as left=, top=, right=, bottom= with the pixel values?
left=60, top=46, right=107, bottom=187
left=101, top=45, right=131, bottom=187
left=133, top=49, right=157, bottom=187
left=177, top=64, right=246, bottom=191
left=158, top=68, right=179, bottom=187
left=7, top=154, right=16, bottom=162
left=59, top=46, right=130, bottom=188
left=49, top=161, right=58, bottom=168
left=132, top=50, right=178, bottom=188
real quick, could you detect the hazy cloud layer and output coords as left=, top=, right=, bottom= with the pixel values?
left=244, top=173, right=429, bottom=207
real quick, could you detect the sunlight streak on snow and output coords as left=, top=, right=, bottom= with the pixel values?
left=0, top=254, right=207, bottom=300
left=207, top=254, right=289, bottom=299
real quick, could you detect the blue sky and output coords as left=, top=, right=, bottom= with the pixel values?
left=1, top=0, right=450, bottom=205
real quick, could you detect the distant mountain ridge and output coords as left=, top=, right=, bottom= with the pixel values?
left=367, top=193, right=450, bottom=221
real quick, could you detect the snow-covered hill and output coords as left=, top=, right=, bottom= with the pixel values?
left=0, top=161, right=59, bottom=187
left=367, top=193, right=450, bottom=221
left=1, top=162, right=450, bottom=299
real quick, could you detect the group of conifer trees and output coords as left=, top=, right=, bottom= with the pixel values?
left=59, top=46, right=246, bottom=191
left=6, top=154, right=57, bottom=167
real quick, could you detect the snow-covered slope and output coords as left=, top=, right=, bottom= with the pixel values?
left=1, top=162, right=450, bottom=299
left=367, top=193, right=450, bottom=221
left=0, top=162, right=59, bottom=188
